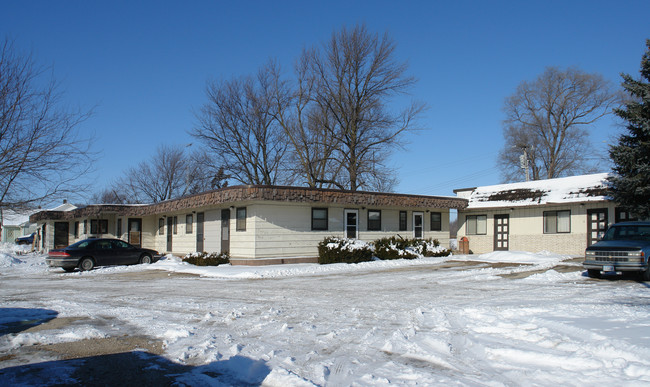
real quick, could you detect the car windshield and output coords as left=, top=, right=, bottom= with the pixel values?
left=67, top=240, right=93, bottom=249
left=602, top=225, right=650, bottom=242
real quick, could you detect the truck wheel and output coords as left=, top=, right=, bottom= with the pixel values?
left=587, top=269, right=601, bottom=279
left=641, top=266, right=650, bottom=282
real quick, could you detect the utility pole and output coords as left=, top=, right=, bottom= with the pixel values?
left=519, top=146, right=530, bottom=182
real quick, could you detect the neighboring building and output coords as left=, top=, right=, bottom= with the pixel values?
left=30, top=185, right=467, bottom=265
left=1, top=209, right=37, bottom=244
left=454, top=173, right=634, bottom=256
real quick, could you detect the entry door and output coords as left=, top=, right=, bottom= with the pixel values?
left=413, top=212, right=424, bottom=239
left=196, top=212, right=205, bottom=252
left=167, top=217, right=173, bottom=252
left=221, top=209, right=230, bottom=254
left=494, top=214, right=509, bottom=251
left=344, top=209, right=358, bottom=239
left=128, top=218, right=142, bottom=247
left=54, top=222, right=69, bottom=249
left=587, top=208, right=608, bottom=246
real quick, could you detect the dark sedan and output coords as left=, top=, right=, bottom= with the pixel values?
left=46, top=238, right=160, bottom=272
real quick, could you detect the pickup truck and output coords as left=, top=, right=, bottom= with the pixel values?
left=583, top=222, right=650, bottom=280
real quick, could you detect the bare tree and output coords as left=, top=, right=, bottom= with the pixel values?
left=499, top=67, right=620, bottom=182
left=266, top=57, right=342, bottom=188
left=96, top=145, right=228, bottom=204
left=306, top=25, right=425, bottom=191
left=0, top=38, right=93, bottom=212
left=193, top=65, right=290, bottom=186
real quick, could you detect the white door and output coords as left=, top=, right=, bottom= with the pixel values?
left=344, top=209, right=359, bottom=239
left=413, top=212, right=424, bottom=239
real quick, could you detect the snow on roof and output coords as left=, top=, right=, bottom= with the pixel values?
left=48, top=202, right=77, bottom=212
left=1, top=209, right=37, bottom=227
left=464, top=173, right=611, bottom=209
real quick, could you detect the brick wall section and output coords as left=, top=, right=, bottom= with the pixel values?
left=30, top=185, right=468, bottom=222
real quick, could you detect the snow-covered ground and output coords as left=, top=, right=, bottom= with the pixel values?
left=2, top=246, right=650, bottom=386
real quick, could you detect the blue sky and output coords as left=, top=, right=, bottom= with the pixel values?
left=2, top=0, right=649, bottom=198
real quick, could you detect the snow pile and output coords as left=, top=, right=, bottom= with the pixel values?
left=2, top=248, right=650, bottom=385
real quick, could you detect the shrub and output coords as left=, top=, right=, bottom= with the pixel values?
left=373, top=237, right=451, bottom=259
left=318, top=237, right=374, bottom=264
left=373, top=236, right=418, bottom=260
left=183, top=251, right=230, bottom=266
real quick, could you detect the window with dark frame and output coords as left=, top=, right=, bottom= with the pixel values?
left=430, top=212, right=442, bottom=231
left=466, top=215, right=487, bottom=235
left=159, top=218, right=164, bottom=235
left=367, top=210, right=381, bottom=231
left=117, top=218, right=122, bottom=237
left=83, top=220, right=87, bottom=234
left=399, top=211, right=407, bottom=231
left=236, top=207, right=247, bottom=231
left=311, top=208, right=328, bottom=231
left=186, top=214, right=193, bottom=234
left=90, top=219, right=108, bottom=234
left=615, top=208, right=638, bottom=223
left=173, top=216, right=178, bottom=234
left=74, top=221, right=79, bottom=238
left=543, top=210, right=570, bottom=234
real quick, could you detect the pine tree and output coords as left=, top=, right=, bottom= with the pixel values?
left=608, top=39, right=650, bottom=219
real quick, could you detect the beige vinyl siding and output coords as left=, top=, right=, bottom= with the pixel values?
left=231, top=205, right=255, bottom=259
left=457, top=202, right=616, bottom=255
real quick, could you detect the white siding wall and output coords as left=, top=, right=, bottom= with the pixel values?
left=252, top=204, right=453, bottom=259
left=457, top=202, right=617, bottom=255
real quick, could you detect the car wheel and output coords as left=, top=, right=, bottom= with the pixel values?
left=139, top=254, right=152, bottom=264
left=79, top=257, right=95, bottom=271
left=587, top=269, right=601, bottom=279
left=63, top=268, right=75, bottom=273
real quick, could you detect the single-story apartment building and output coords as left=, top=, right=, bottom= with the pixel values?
left=30, top=185, right=468, bottom=265
left=454, top=173, right=637, bottom=256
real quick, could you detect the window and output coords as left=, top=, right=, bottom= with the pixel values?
left=399, top=211, right=407, bottom=231
left=311, top=208, right=328, bottom=230
left=615, top=208, right=638, bottom=223
left=544, top=210, right=570, bottom=233
left=117, top=219, right=122, bottom=237
left=90, top=219, right=108, bottom=234
left=367, top=210, right=381, bottom=231
left=158, top=218, right=164, bottom=235
left=74, top=221, right=79, bottom=238
left=430, top=212, right=442, bottom=231
left=173, top=216, right=178, bottom=235
left=186, top=214, right=193, bottom=234
left=236, top=207, right=247, bottom=231
left=466, top=215, right=487, bottom=235
left=83, top=220, right=87, bottom=234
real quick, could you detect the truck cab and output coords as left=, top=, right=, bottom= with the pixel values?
left=583, top=222, right=650, bottom=279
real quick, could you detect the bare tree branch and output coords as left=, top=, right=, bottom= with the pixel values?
left=499, top=67, right=621, bottom=182
left=0, top=37, right=95, bottom=212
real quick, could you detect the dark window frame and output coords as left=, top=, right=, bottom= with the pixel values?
left=186, top=214, right=193, bottom=234
left=466, top=215, right=487, bottom=235
left=430, top=212, right=442, bottom=231
left=399, top=211, right=407, bottom=231
left=74, top=221, right=79, bottom=238
left=236, top=207, right=247, bottom=231
left=116, top=218, right=122, bottom=237
left=83, top=220, right=87, bottom=234
left=311, top=208, right=328, bottom=231
left=543, top=210, right=571, bottom=234
left=158, top=218, right=164, bottom=235
left=173, top=216, right=178, bottom=235
left=90, top=219, right=108, bottom=234
left=367, top=210, right=381, bottom=231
